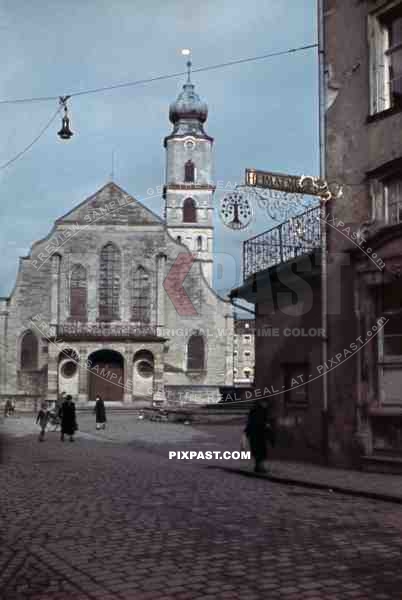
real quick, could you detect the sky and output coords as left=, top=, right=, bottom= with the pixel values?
left=0, top=0, right=318, bottom=304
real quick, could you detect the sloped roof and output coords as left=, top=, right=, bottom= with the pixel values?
left=56, top=181, right=164, bottom=227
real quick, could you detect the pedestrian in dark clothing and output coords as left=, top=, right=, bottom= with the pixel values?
left=55, top=392, right=64, bottom=415
left=245, top=398, right=276, bottom=474
left=4, top=399, right=14, bottom=417
left=94, top=395, right=106, bottom=430
left=59, top=395, right=77, bottom=442
left=36, top=401, right=51, bottom=441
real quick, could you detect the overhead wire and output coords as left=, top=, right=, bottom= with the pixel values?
left=0, top=106, right=62, bottom=171
left=0, top=43, right=318, bottom=105
left=0, top=42, right=318, bottom=172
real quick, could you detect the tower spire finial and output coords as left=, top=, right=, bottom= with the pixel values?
left=181, top=48, right=192, bottom=84
left=186, top=59, right=192, bottom=84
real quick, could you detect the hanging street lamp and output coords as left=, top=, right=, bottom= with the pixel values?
left=57, top=96, right=74, bottom=140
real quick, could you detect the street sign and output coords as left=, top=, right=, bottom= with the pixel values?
left=245, top=168, right=325, bottom=196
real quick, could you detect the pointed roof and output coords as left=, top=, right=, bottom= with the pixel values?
left=169, top=61, right=208, bottom=126
left=165, top=60, right=212, bottom=143
left=56, top=182, right=164, bottom=227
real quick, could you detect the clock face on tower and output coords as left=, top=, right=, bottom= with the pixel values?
left=219, top=191, right=253, bottom=230
left=184, top=139, right=195, bottom=150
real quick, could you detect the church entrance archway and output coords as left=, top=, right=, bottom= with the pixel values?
left=88, top=349, right=124, bottom=402
left=133, top=350, right=154, bottom=400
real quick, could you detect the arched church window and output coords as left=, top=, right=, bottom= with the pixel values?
left=187, top=333, right=205, bottom=371
left=70, top=264, right=87, bottom=321
left=183, top=198, right=197, bottom=223
left=197, top=236, right=202, bottom=251
left=131, top=266, right=151, bottom=323
left=20, top=331, right=38, bottom=370
left=99, top=243, right=121, bottom=321
left=184, top=160, right=195, bottom=183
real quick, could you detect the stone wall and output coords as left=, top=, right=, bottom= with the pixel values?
left=324, top=0, right=402, bottom=464
left=0, top=183, right=233, bottom=404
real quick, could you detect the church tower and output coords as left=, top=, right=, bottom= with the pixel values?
left=164, top=60, right=215, bottom=285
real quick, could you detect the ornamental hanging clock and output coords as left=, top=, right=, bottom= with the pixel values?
left=219, top=191, right=253, bottom=230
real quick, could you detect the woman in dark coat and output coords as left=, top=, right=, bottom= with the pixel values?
left=94, top=395, right=106, bottom=430
left=59, top=395, right=77, bottom=442
left=245, top=398, right=275, bottom=473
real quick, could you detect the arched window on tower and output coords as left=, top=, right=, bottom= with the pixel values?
left=183, top=198, right=197, bottom=223
left=99, top=243, right=121, bottom=321
left=131, top=266, right=151, bottom=323
left=70, top=264, right=87, bottom=321
left=187, top=333, right=205, bottom=371
left=197, top=236, right=202, bottom=251
left=20, top=331, right=38, bottom=370
left=184, top=160, right=195, bottom=183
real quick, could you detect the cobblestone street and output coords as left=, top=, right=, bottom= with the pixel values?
left=1, top=415, right=402, bottom=599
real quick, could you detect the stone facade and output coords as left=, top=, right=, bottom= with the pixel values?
left=233, top=319, right=255, bottom=385
left=325, top=0, right=402, bottom=463
left=233, top=0, right=402, bottom=467
left=0, top=74, right=234, bottom=409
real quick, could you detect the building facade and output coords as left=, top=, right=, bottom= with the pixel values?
left=233, top=319, right=255, bottom=386
left=0, top=72, right=234, bottom=409
left=233, top=0, right=402, bottom=468
left=326, top=0, right=402, bottom=466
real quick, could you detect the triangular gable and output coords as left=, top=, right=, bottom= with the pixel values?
left=56, top=182, right=164, bottom=227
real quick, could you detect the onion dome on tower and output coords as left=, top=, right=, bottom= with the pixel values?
left=167, top=61, right=211, bottom=140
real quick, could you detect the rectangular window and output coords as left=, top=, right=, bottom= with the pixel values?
left=385, top=176, right=402, bottom=224
left=370, top=173, right=402, bottom=225
left=378, top=312, right=402, bottom=405
left=369, top=3, right=402, bottom=114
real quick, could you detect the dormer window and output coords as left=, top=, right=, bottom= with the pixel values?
left=183, top=198, right=197, bottom=223
left=184, top=160, right=195, bottom=183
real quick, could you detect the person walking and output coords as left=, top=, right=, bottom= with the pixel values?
left=59, top=394, right=78, bottom=442
left=4, top=399, right=14, bottom=417
left=94, top=395, right=106, bottom=430
left=36, top=402, right=51, bottom=442
left=55, top=392, right=65, bottom=416
left=244, top=398, right=276, bottom=474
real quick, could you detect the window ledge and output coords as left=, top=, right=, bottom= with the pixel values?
left=378, top=358, right=402, bottom=364
left=369, top=406, right=402, bottom=416
left=367, top=104, right=402, bottom=124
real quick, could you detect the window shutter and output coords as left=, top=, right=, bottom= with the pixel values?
left=369, top=14, right=391, bottom=113
left=368, top=15, right=378, bottom=114
left=369, top=179, right=385, bottom=222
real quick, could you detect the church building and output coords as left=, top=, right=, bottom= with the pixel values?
left=0, top=68, right=234, bottom=408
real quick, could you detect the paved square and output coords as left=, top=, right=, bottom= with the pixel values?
left=1, top=415, right=402, bottom=599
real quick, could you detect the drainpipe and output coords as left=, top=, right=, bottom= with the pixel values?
left=318, top=0, right=330, bottom=464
